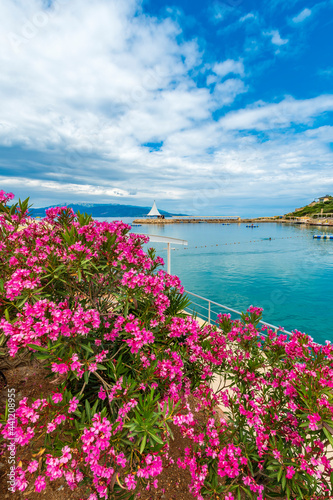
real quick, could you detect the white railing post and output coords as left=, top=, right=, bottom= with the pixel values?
left=167, top=242, right=171, bottom=274
left=208, top=301, right=211, bottom=323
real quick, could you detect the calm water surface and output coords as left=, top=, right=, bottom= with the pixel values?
left=98, top=218, right=333, bottom=345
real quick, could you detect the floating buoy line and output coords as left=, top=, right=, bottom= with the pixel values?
left=162, top=235, right=309, bottom=252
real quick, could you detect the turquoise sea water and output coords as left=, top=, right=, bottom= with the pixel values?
left=98, top=219, right=333, bottom=345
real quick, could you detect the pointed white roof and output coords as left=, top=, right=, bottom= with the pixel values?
left=147, top=201, right=161, bottom=216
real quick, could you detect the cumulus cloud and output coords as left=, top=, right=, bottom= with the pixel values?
left=263, top=30, right=289, bottom=46
left=212, top=59, right=245, bottom=78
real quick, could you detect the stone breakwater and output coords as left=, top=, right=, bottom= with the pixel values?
left=133, top=217, right=333, bottom=226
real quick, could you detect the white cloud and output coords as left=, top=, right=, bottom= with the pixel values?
left=239, top=13, right=256, bottom=22
left=212, top=59, right=244, bottom=78
left=219, top=95, right=333, bottom=131
left=264, top=30, right=289, bottom=46
left=213, top=79, right=247, bottom=106
left=292, top=8, right=312, bottom=23
left=0, top=176, right=129, bottom=197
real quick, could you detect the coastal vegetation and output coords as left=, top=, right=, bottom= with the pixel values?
left=1, top=190, right=333, bottom=500
left=286, top=197, right=333, bottom=218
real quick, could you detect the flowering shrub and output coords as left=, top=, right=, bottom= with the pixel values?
left=0, top=190, right=333, bottom=499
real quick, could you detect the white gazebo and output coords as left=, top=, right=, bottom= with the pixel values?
left=147, top=201, right=161, bottom=217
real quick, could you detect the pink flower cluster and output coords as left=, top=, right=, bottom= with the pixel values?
left=0, top=299, right=100, bottom=356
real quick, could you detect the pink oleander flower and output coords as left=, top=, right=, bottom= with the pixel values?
left=308, top=413, right=321, bottom=431
left=68, top=397, right=79, bottom=413
left=124, top=474, right=137, bottom=490
left=26, top=460, right=38, bottom=474
left=247, top=305, right=263, bottom=316
left=51, top=363, right=69, bottom=375
left=0, top=189, right=14, bottom=203
left=52, top=393, right=63, bottom=404
left=47, top=422, right=57, bottom=434
left=60, top=446, right=72, bottom=464
left=98, top=387, right=107, bottom=400
left=95, top=349, right=109, bottom=362
left=116, top=452, right=127, bottom=467
left=15, top=467, right=28, bottom=491
left=286, top=466, right=295, bottom=479
left=35, top=475, right=46, bottom=492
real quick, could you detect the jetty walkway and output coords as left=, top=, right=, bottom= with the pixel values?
left=133, top=216, right=333, bottom=226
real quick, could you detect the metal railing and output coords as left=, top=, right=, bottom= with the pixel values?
left=184, top=290, right=293, bottom=335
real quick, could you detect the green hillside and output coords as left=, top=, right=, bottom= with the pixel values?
left=287, top=198, right=333, bottom=217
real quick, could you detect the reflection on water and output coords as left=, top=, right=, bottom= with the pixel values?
left=97, top=218, right=333, bottom=344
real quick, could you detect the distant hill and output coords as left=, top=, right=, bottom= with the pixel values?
left=286, top=196, right=333, bottom=217
left=30, top=202, right=182, bottom=218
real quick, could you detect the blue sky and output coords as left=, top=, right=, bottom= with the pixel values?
left=0, top=0, right=333, bottom=216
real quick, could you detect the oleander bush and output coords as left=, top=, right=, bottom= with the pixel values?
left=0, top=189, right=333, bottom=500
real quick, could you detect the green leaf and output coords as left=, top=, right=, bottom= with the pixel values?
left=16, top=295, right=29, bottom=308
left=27, top=344, right=48, bottom=352
left=35, top=353, right=50, bottom=360
left=140, top=434, right=147, bottom=454
left=286, top=486, right=291, bottom=499
left=91, top=399, right=99, bottom=415
left=281, top=474, right=286, bottom=491
left=148, top=432, right=163, bottom=445
left=277, top=466, right=283, bottom=482
left=96, top=363, right=107, bottom=370
left=81, top=344, right=94, bottom=354
left=4, top=400, right=8, bottom=421
left=296, top=483, right=303, bottom=498
left=85, top=400, right=91, bottom=421
left=323, top=427, right=333, bottom=448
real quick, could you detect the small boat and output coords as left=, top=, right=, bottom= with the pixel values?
left=313, top=235, right=333, bottom=239
left=131, top=224, right=142, bottom=227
